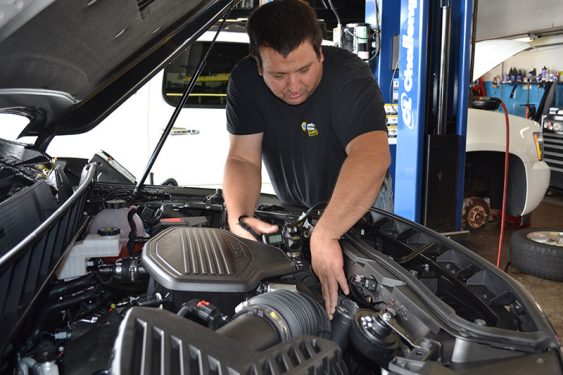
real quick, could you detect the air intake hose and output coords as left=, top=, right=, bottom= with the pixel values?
left=216, top=290, right=330, bottom=351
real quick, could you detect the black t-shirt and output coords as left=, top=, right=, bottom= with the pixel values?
left=226, top=46, right=387, bottom=208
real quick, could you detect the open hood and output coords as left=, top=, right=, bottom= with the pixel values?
left=472, top=39, right=531, bottom=82
left=0, top=0, right=236, bottom=142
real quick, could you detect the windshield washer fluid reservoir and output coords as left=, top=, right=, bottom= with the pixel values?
left=56, top=228, right=121, bottom=280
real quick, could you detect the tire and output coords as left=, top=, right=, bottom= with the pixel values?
left=509, top=228, right=563, bottom=281
left=470, top=97, right=500, bottom=111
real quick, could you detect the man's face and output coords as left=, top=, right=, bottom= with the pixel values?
left=257, top=41, right=324, bottom=106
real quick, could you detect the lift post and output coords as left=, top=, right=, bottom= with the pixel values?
left=369, top=0, right=474, bottom=232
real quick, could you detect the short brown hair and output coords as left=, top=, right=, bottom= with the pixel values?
left=247, top=0, right=323, bottom=67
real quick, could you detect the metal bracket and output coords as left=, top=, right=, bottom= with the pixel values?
left=379, top=311, right=439, bottom=361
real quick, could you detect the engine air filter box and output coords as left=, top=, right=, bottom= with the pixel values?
left=142, top=227, right=295, bottom=293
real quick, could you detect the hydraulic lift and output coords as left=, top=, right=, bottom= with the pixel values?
left=266, top=0, right=474, bottom=232
left=367, top=0, right=475, bottom=232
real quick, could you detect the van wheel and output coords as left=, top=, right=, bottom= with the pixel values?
left=510, top=228, right=563, bottom=281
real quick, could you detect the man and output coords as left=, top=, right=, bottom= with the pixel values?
left=223, top=0, right=391, bottom=317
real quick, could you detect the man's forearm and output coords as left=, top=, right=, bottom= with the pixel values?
left=309, top=132, right=389, bottom=315
left=223, top=157, right=262, bottom=227
left=314, top=132, right=390, bottom=239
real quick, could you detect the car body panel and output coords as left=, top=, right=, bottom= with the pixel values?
left=466, top=108, right=550, bottom=215
left=0, top=0, right=235, bottom=139
left=472, top=40, right=530, bottom=82
left=44, top=29, right=288, bottom=192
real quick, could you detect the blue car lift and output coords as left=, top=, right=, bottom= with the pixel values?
left=368, top=0, right=474, bottom=232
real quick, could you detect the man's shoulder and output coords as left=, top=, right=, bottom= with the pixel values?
left=231, top=56, right=258, bottom=79
left=323, top=46, right=374, bottom=82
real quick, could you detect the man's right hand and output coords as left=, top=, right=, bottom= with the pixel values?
left=229, top=216, right=279, bottom=241
left=310, top=231, right=350, bottom=318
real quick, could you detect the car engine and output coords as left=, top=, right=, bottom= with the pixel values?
left=1, top=149, right=562, bottom=375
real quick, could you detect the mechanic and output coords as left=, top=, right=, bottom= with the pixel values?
left=223, top=0, right=392, bottom=317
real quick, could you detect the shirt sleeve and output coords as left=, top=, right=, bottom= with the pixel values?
left=331, top=77, right=387, bottom=148
left=226, top=61, right=264, bottom=135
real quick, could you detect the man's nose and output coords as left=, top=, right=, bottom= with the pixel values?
left=287, top=74, right=299, bottom=92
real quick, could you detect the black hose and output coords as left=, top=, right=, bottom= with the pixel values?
left=29, top=289, right=98, bottom=347
left=48, top=273, right=97, bottom=299
left=331, top=298, right=358, bottom=350
left=216, top=290, right=330, bottom=351
left=127, top=208, right=138, bottom=257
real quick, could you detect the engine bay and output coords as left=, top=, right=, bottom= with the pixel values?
left=1, top=151, right=562, bottom=374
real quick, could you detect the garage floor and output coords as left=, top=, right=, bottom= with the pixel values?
left=462, top=190, right=563, bottom=337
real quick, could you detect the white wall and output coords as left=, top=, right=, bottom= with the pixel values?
left=476, top=0, right=563, bottom=41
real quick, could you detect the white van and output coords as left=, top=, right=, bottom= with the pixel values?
left=45, top=26, right=267, bottom=190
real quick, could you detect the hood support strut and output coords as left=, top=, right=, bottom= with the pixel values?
left=133, top=1, right=237, bottom=196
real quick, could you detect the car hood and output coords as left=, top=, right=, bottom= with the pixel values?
left=472, top=39, right=530, bottom=81
left=0, top=0, right=235, bottom=141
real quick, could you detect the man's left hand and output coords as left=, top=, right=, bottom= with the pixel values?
left=310, top=232, right=350, bottom=318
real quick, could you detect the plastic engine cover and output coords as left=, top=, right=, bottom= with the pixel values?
left=142, top=227, right=295, bottom=292
left=111, top=307, right=345, bottom=375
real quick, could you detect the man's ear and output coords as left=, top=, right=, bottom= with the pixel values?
left=257, top=65, right=263, bottom=77
left=319, top=47, right=324, bottom=63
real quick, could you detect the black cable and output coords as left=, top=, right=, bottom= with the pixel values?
left=287, top=201, right=329, bottom=227
left=366, top=1, right=381, bottom=63
left=388, top=57, right=400, bottom=110
left=104, top=188, right=131, bottom=201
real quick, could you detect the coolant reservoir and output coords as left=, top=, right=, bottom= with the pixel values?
left=88, top=199, right=145, bottom=248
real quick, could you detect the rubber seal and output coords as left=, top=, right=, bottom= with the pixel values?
left=98, top=226, right=121, bottom=236
left=104, top=199, right=127, bottom=209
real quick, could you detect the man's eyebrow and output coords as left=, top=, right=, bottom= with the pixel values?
left=268, top=62, right=313, bottom=75
left=298, top=62, right=313, bottom=71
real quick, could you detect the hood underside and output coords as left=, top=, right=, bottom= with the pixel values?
left=472, top=39, right=531, bottom=82
left=0, top=0, right=235, bottom=139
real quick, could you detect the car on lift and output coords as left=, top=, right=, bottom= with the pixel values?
left=463, top=40, right=551, bottom=231
left=463, top=106, right=550, bottom=230
left=0, top=1, right=561, bottom=374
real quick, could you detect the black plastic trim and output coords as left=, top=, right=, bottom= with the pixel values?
left=111, top=306, right=347, bottom=375
left=142, top=227, right=296, bottom=292
left=342, top=209, right=560, bottom=352
left=0, top=163, right=96, bottom=357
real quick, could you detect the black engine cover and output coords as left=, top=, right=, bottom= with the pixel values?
left=111, top=307, right=345, bottom=375
left=142, top=227, right=295, bottom=292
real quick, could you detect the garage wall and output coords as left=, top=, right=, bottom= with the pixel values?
left=476, top=0, right=563, bottom=41
left=482, top=35, right=563, bottom=81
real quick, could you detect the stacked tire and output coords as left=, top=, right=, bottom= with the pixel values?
left=510, top=228, right=563, bottom=281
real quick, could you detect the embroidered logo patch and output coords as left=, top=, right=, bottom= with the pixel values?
left=301, top=121, right=318, bottom=137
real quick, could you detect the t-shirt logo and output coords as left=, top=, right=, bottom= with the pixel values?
left=301, top=121, right=318, bottom=137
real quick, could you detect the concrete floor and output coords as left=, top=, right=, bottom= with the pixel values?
left=462, top=190, right=563, bottom=337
